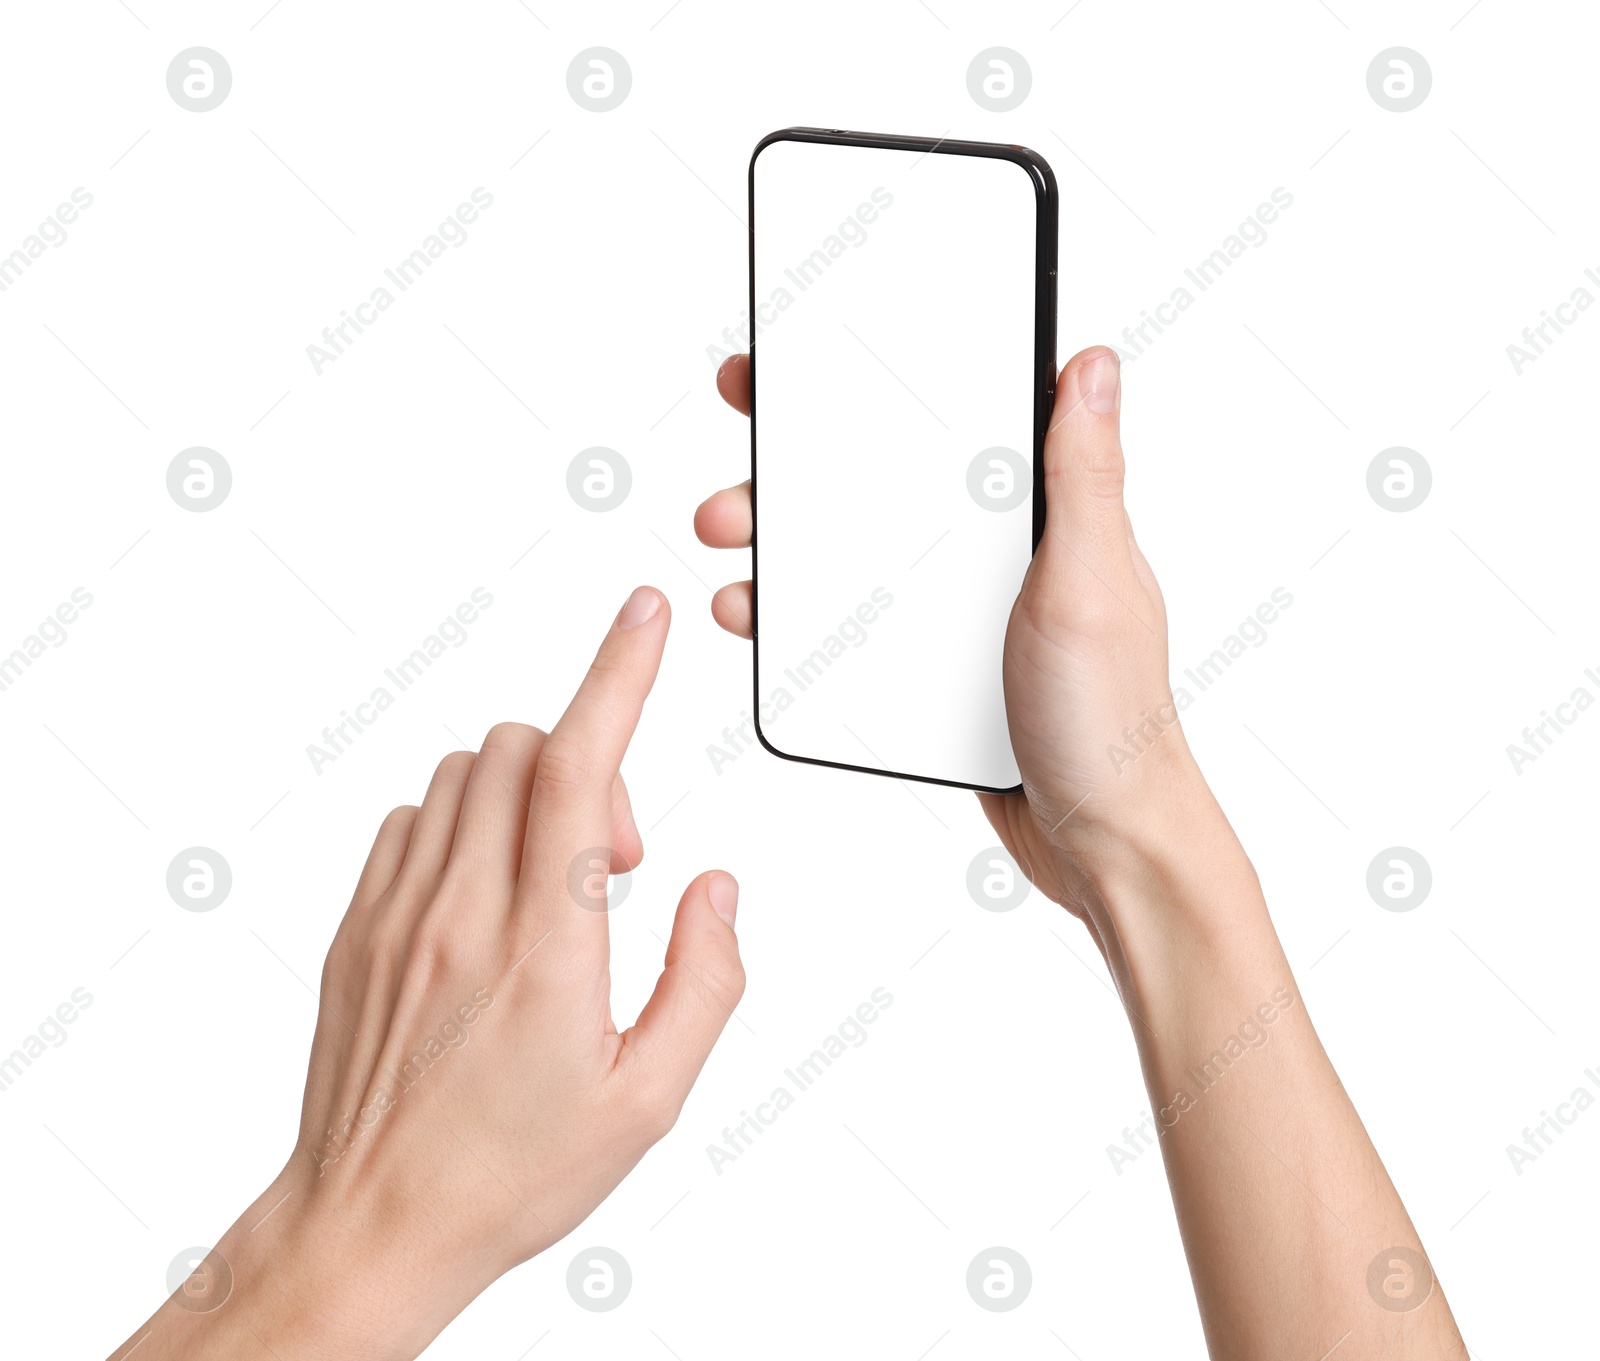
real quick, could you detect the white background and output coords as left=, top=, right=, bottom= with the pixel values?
left=0, top=2, right=1595, bottom=1357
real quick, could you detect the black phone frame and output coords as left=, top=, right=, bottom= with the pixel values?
left=746, top=126, right=1058, bottom=795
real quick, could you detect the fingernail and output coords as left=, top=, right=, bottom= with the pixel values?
left=1081, top=352, right=1120, bottom=415
left=708, top=872, right=738, bottom=928
left=617, top=586, right=661, bottom=630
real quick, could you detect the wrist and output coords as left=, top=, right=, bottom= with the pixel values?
left=112, top=1170, right=478, bottom=1361
left=1050, top=761, right=1277, bottom=995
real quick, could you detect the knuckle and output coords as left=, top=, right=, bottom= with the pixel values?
left=1076, top=442, right=1126, bottom=500
left=435, top=749, right=476, bottom=784
left=319, top=930, right=353, bottom=996
left=723, top=957, right=750, bottom=1006
left=323, top=918, right=392, bottom=1010
left=533, top=735, right=594, bottom=795
left=1093, top=459, right=1126, bottom=498
left=1020, top=567, right=1125, bottom=639
left=642, top=1100, right=681, bottom=1144
left=628, top=1082, right=683, bottom=1144
left=585, top=651, right=626, bottom=686
left=482, top=721, right=545, bottom=757
left=408, top=914, right=462, bottom=980
left=403, top=895, right=470, bottom=978
left=696, top=951, right=747, bottom=1008
left=380, top=804, right=419, bottom=838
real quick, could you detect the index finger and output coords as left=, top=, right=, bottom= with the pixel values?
left=518, top=587, right=670, bottom=919
left=533, top=586, right=669, bottom=823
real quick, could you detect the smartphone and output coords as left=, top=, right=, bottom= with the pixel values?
left=747, top=128, right=1058, bottom=793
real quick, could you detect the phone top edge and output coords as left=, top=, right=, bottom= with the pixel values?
left=750, top=127, right=1056, bottom=193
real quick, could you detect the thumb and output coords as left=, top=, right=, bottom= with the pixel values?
left=1036, top=346, right=1132, bottom=583
left=620, top=871, right=746, bottom=1102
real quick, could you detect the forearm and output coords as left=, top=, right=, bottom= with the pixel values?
left=1079, top=789, right=1465, bottom=1360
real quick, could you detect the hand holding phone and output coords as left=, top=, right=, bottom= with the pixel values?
left=700, top=344, right=1199, bottom=906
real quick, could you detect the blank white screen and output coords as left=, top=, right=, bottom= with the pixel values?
left=751, top=137, right=1039, bottom=790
